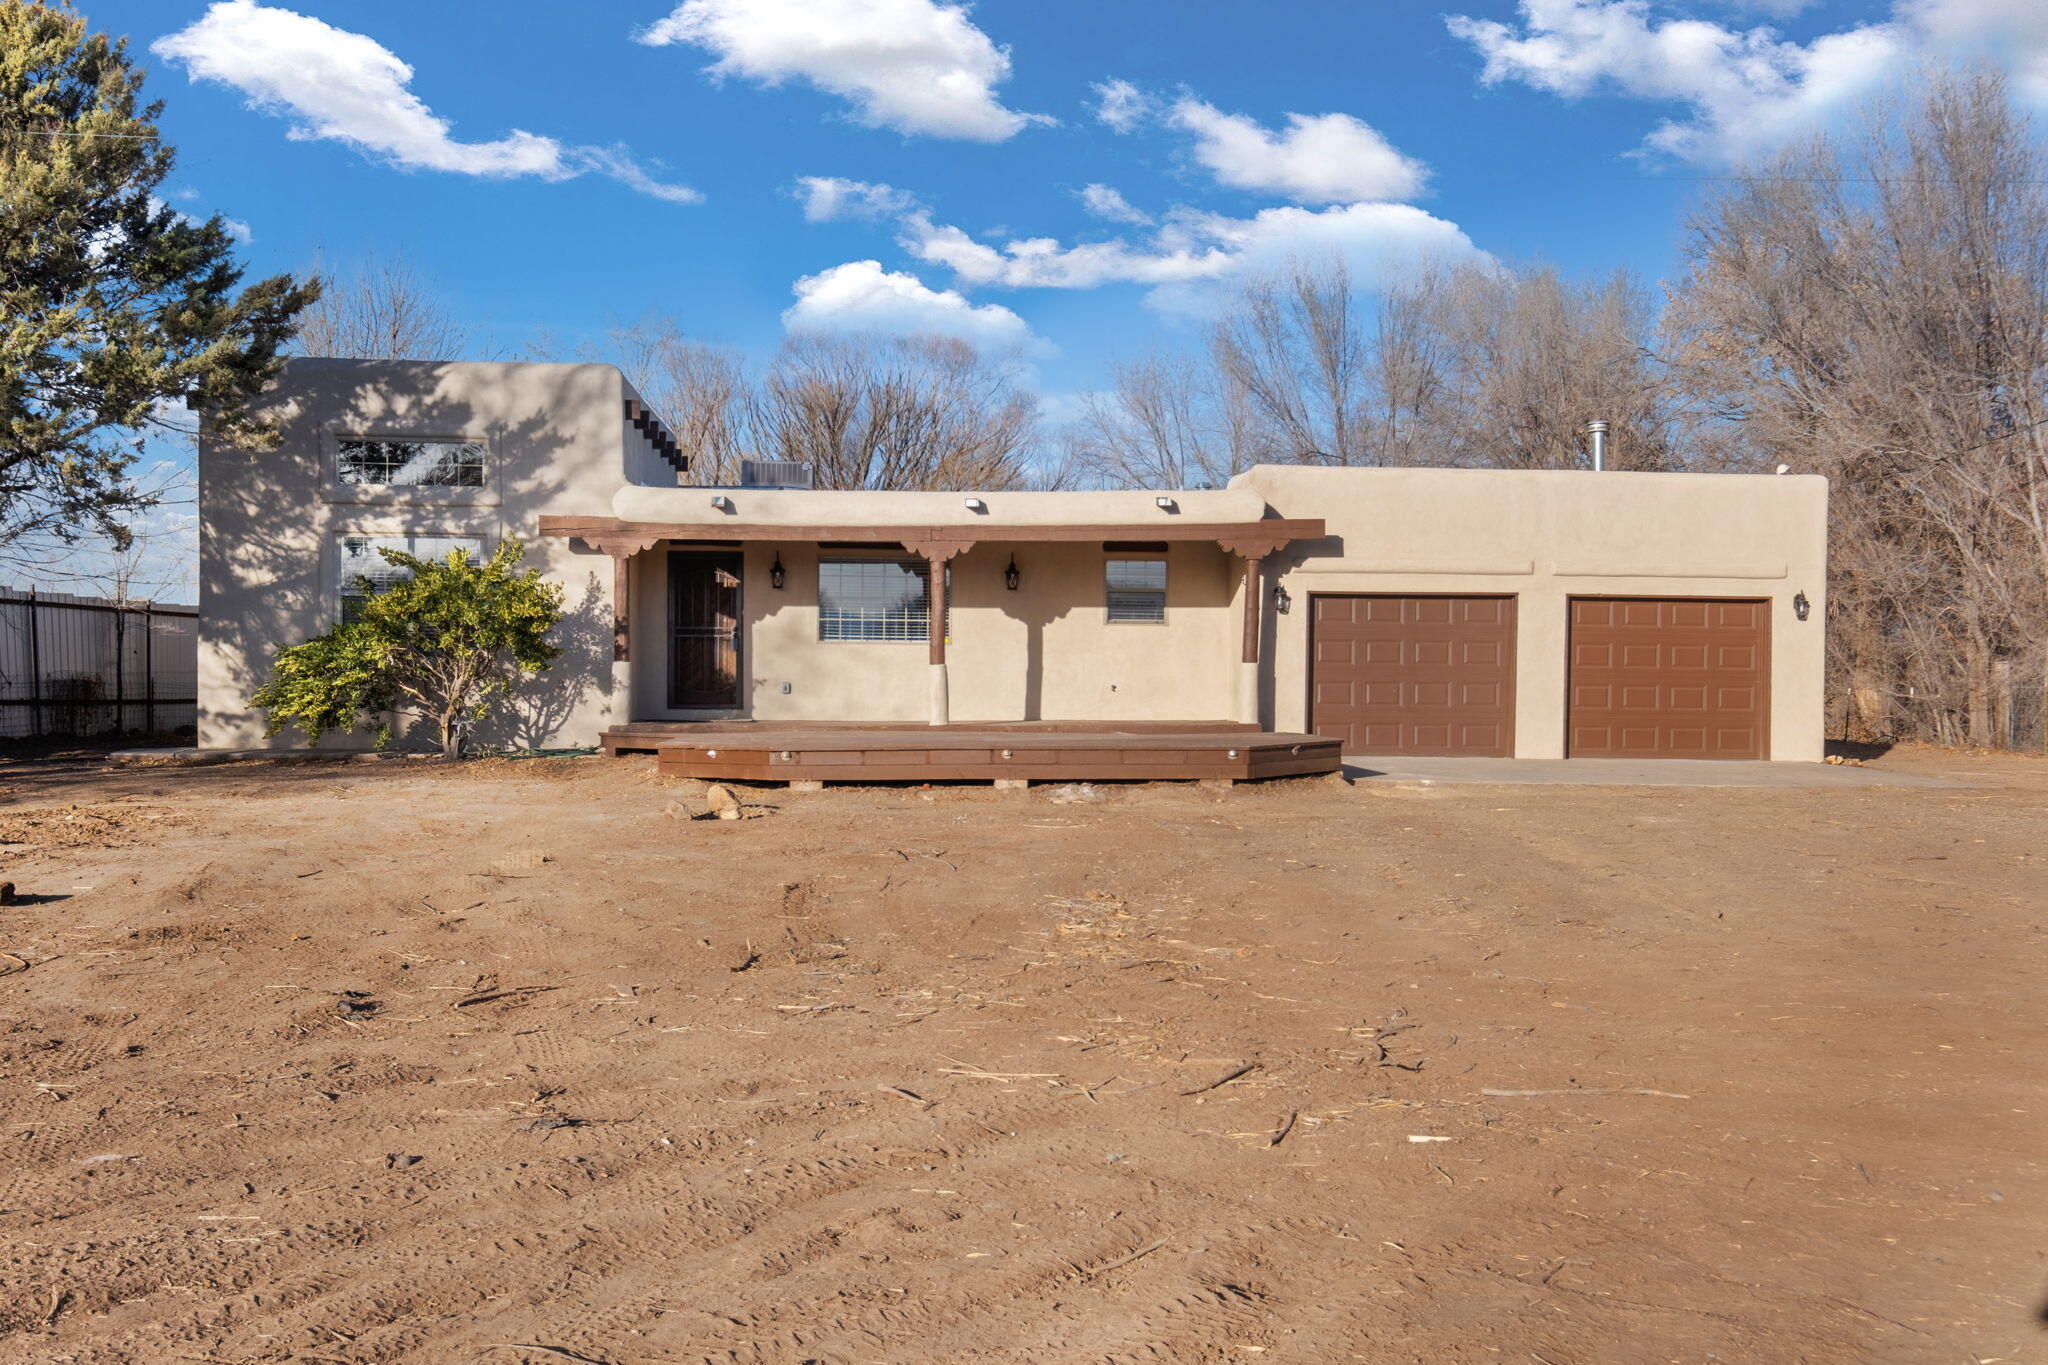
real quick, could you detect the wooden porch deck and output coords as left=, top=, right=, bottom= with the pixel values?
left=628, top=723, right=1338, bottom=784
left=599, top=719, right=1259, bottom=757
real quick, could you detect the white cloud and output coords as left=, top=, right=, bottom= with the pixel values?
left=1076, top=183, right=1153, bottom=226
left=1905, top=0, right=2048, bottom=104
left=783, top=259, right=1045, bottom=351
left=796, top=175, right=922, bottom=221
left=1092, top=78, right=1152, bottom=133
left=1169, top=98, right=1430, bottom=204
left=901, top=202, right=1483, bottom=312
left=1445, top=0, right=1912, bottom=162
left=571, top=145, right=704, bottom=205
left=639, top=0, right=1048, bottom=141
left=154, top=1, right=699, bottom=202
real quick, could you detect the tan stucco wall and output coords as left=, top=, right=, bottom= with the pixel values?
left=201, top=361, right=1827, bottom=761
left=199, top=359, right=632, bottom=750
left=610, top=483, right=1265, bottom=527
left=627, top=539, right=1239, bottom=724
left=1235, top=465, right=1830, bottom=761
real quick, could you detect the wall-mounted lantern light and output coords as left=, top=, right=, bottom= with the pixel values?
left=1793, top=590, right=1810, bottom=621
left=1004, top=556, right=1021, bottom=591
left=1273, top=583, right=1291, bottom=614
left=770, top=554, right=786, bottom=590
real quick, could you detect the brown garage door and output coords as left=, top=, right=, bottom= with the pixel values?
left=1568, top=598, right=1769, bottom=759
left=1311, top=595, right=1516, bottom=755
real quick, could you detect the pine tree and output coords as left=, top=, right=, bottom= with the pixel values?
left=0, top=0, right=318, bottom=562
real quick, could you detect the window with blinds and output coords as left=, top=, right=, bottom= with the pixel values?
left=1106, top=557, right=1167, bottom=623
left=338, top=533, right=484, bottom=621
left=818, top=557, right=948, bottom=642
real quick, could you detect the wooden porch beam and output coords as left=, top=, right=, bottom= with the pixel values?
left=543, top=516, right=1324, bottom=547
left=589, top=536, right=660, bottom=661
left=1239, top=553, right=1264, bottom=665
left=904, top=538, right=970, bottom=724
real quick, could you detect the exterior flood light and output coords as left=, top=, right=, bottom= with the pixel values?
left=964, top=496, right=986, bottom=512
left=1273, top=583, right=1291, bottom=614
left=711, top=494, right=732, bottom=511
left=770, top=554, right=786, bottom=589
left=1155, top=495, right=1177, bottom=511
left=1793, top=590, right=1810, bottom=621
left=1005, top=556, right=1020, bottom=590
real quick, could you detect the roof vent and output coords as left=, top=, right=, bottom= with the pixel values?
left=740, top=459, right=814, bottom=490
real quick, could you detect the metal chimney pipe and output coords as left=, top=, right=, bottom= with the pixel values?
left=1586, top=419, right=1609, bottom=472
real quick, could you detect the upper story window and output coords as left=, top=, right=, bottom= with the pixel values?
left=1106, top=555, right=1167, bottom=623
left=338, top=533, right=484, bottom=621
left=818, top=557, right=947, bottom=642
left=336, top=437, right=485, bottom=489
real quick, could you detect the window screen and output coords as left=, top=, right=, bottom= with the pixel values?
left=1106, top=557, right=1167, bottom=623
left=819, top=557, right=947, bottom=641
left=338, top=533, right=484, bottom=620
left=336, top=437, right=485, bottom=488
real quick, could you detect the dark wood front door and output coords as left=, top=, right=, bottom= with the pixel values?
left=668, top=552, right=742, bottom=709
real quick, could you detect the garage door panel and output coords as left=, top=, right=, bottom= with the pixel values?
left=1462, top=641, right=1504, bottom=666
left=1718, top=603, right=1762, bottom=629
left=1312, top=595, right=1516, bottom=756
left=1568, top=597, right=1768, bottom=759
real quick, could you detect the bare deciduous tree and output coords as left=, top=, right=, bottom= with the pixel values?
left=1418, top=262, right=1675, bottom=471
left=1210, top=259, right=1374, bottom=465
left=293, top=253, right=469, bottom=361
left=1062, top=255, right=1671, bottom=486
left=759, top=335, right=1036, bottom=490
left=606, top=317, right=754, bottom=486
left=1666, top=67, right=2048, bottom=747
left=604, top=323, right=1039, bottom=491
left=1064, top=348, right=1248, bottom=489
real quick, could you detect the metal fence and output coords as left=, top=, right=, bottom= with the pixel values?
left=0, top=587, right=198, bottom=740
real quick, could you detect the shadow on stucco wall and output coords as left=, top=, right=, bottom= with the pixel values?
left=204, top=362, right=616, bottom=751
left=491, top=569, right=608, bottom=750
left=1263, top=535, right=1344, bottom=731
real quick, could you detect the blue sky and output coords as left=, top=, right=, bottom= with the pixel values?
left=49, top=0, right=2048, bottom=595
left=100, top=0, right=1984, bottom=393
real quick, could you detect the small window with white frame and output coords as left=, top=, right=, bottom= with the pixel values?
left=337, top=533, right=484, bottom=621
left=1105, top=552, right=1167, bottom=624
left=336, top=437, right=485, bottom=489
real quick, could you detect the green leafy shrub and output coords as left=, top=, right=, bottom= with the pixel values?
left=254, top=542, right=563, bottom=757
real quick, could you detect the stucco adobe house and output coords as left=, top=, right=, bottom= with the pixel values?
left=197, top=359, right=1828, bottom=769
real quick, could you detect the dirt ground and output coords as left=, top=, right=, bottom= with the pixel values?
left=0, top=746, right=2041, bottom=1365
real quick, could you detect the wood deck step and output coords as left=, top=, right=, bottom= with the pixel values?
left=649, top=728, right=1340, bottom=784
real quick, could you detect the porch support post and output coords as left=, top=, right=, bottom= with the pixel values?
left=908, top=537, right=972, bottom=727
left=1220, top=534, right=1288, bottom=731
left=1237, top=553, right=1263, bottom=725
left=587, top=536, right=661, bottom=662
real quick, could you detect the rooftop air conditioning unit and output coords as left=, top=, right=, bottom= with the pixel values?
left=740, top=459, right=814, bottom=490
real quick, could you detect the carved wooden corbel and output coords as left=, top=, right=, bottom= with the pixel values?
left=586, top=535, right=661, bottom=662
